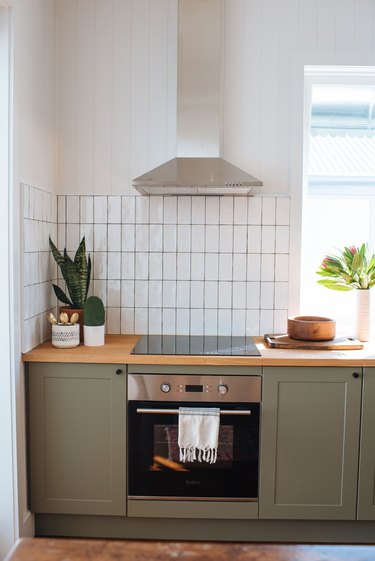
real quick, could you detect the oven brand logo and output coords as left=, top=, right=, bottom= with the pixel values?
left=185, top=479, right=201, bottom=485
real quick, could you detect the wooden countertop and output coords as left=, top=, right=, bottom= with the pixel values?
left=22, top=335, right=375, bottom=366
left=6, top=538, right=375, bottom=561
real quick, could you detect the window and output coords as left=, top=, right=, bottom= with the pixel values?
left=300, top=67, right=375, bottom=336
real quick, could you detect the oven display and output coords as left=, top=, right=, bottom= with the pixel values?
left=185, top=384, right=203, bottom=392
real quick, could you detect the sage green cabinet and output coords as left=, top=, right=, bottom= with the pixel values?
left=357, top=367, right=375, bottom=520
left=259, top=366, right=362, bottom=520
left=28, top=363, right=126, bottom=516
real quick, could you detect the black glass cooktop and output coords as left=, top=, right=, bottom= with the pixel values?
left=131, top=335, right=260, bottom=356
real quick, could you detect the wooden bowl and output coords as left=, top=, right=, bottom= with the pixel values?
left=287, top=316, right=336, bottom=341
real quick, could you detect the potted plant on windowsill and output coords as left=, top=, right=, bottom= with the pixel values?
left=316, top=243, right=375, bottom=342
left=49, top=236, right=92, bottom=340
left=83, top=296, right=105, bottom=346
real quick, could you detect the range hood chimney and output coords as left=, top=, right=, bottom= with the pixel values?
left=132, top=0, right=262, bottom=196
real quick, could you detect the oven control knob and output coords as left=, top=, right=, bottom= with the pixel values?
left=160, top=383, right=171, bottom=393
left=218, top=384, right=228, bottom=395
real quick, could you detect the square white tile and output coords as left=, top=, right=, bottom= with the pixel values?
left=121, top=308, right=135, bottom=334
left=178, top=197, right=192, bottom=224
left=275, top=225, right=290, bottom=253
left=232, top=282, right=246, bottom=309
left=149, top=253, right=163, bottom=279
left=163, top=253, right=177, bottom=280
left=163, top=280, right=176, bottom=308
left=108, top=196, right=122, bottom=223
left=262, top=197, right=276, bottom=225
left=205, top=225, right=219, bottom=252
left=276, top=197, right=290, bottom=225
left=121, top=252, right=135, bottom=280
left=248, top=197, right=262, bottom=225
left=191, top=225, right=205, bottom=252
left=190, top=253, right=205, bottom=280
left=108, top=224, right=122, bottom=252
left=163, top=224, right=177, bottom=251
left=107, top=280, right=121, bottom=307
left=148, top=280, right=162, bottom=307
left=80, top=196, right=94, bottom=224
left=261, top=225, right=275, bottom=253
left=122, top=196, right=135, bottom=223
left=107, top=252, right=121, bottom=279
left=121, top=280, right=135, bottom=307
left=233, top=225, right=247, bottom=253
left=204, top=281, right=218, bottom=309
left=135, top=224, right=149, bottom=252
left=149, top=197, right=163, bottom=223
left=94, top=196, right=108, bottom=224
left=218, top=253, right=233, bottom=281
left=162, top=308, right=176, bottom=334
left=135, top=280, right=149, bottom=307
left=149, top=224, right=163, bottom=252
left=205, top=197, right=220, bottom=224
left=136, top=196, right=150, bottom=224
left=191, top=197, right=205, bottom=224
left=261, top=254, right=275, bottom=282
left=122, top=224, right=135, bottom=252
left=164, top=197, right=177, bottom=224
left=135, top=253, right=149, bottom=279
left=205, top=253, right=219, bottom=280
left=246, top=282, right=260, bottom=309
left=260, top=282, right=274, bottom=309
left=94, top=224, right=108, bottom=252
left=177, top=224, right=191, bottom=252
left=190, top=281, right=204, bottom=308
left=219, top=197, right=234, bottom=224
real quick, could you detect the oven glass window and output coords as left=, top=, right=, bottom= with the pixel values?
left=128, top=401, right=260, bottom=500
left=152, top=425, right=234, bottom=471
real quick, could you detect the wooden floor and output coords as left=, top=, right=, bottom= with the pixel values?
left=5, top=538, right=375, bottom=561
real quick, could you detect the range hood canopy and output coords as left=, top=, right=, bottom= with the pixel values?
left=132, top=0, right=262, bottom=196
left=133, top=157, right=262, bottom=196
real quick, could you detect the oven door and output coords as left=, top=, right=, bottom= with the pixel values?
left=128, top=400, right=259, bottom=501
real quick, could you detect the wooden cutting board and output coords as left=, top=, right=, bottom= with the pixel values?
left=264, top=334, right=364, bottom=350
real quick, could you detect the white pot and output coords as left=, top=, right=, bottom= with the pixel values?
left=52, top=323, right=80, bottom=348
left=83, top=325, right=105, bottom=346
left=354, top=289, right=371, bottom=342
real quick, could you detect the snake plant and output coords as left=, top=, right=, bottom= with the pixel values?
left=49, top=236, right=92, bottom=308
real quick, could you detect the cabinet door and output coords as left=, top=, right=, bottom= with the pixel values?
left=28, top=363, right=126, bottom=515
left=357, top=367, right=375, bottom=520
left=259, top=366, right=361, bottom=520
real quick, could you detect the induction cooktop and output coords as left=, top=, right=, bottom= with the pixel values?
left=131, top=335, right=260, bottom=356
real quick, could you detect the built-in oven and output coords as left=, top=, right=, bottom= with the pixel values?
left=128, top=373, right=261, bottom=502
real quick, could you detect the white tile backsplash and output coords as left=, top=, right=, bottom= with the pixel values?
left=24, top=189, right=291, bottom=341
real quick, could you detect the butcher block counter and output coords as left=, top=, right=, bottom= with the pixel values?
left=22, top=334, right=375, bottom=366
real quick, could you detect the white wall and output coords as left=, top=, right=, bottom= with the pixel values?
left=57, top=0, right=177, bottom=195
left=56, top=0, right=375, bottom=198
left=6, top=0, right=57, bottom=555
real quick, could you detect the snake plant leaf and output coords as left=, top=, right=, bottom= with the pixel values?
left=51, top=284, right=73, bottom=307
left=49, top=236, right=91, bottom=308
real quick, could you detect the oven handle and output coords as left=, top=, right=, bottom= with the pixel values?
left=135, top=408, right=251, bottom=416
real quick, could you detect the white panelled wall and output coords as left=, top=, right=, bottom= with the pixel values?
left=22, top=0, right=375, bottom=350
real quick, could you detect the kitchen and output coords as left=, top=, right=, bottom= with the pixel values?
left=2, top=0, right=375, bottom=558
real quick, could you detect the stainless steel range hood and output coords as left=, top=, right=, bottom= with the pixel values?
left=132, top=0, right=262, bottom=196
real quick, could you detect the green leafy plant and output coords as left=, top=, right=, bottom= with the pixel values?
left=83, top=296, right=105, bottom=326
left=316, top=243, right=375, bottom=291
left=49, top=236, right=92, bottom=307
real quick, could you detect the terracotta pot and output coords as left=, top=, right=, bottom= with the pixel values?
left=59, top=307, right=84, bottom=341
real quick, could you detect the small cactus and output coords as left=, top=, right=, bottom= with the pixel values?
left=83, top=296, right=105, bottom=326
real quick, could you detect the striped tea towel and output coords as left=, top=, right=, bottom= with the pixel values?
left=178, top=407, right=220, bottom=464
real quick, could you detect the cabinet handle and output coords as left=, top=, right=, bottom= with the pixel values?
left=352, top=372, right=360, bottom=379
left=115, top=369, right=123, bottom=375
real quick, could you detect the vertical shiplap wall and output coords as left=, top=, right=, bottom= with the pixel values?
left=222, top=0, right=375, bottom=194
left=57, top=0, right=375, bottom=197
left=57, top=0, right=177, bottom=195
